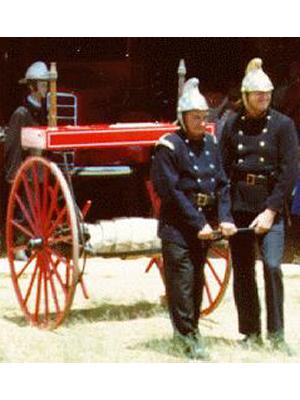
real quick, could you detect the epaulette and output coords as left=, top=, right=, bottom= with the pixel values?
left=155, top=133, right=175, bottom=151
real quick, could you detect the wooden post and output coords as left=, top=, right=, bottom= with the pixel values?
left=48, top=62, right=58, bottom=128
left=177, top=59, right=186, bottom=100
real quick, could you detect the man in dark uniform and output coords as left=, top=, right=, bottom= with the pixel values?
left=5, top=61, right=50, bottom=260
left=151, top=78, right=237, bottom=359
left=5, top=61, right=49, bottom=183
left=220, top=58, right=298, bottom=350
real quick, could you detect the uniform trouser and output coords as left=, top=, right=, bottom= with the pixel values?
left=162, top=240, right=208, bottom=337
left=229, top=212, right=285, bottom=336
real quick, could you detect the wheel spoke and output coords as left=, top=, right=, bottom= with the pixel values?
left=203, top=278, right=213, bottom=305
left=34, top=263, right=43, bottom=322
left=49, top=246, right=74, bottom=275
left=23, top=261, right=39, bottom=306
left=210, top=246, right=229, bottom=260
left=44, top=250, right=66, bottom=313
left=32, top=163, right=42, bottom=220
left=16, top=253, right=37, bottom=279
left=65, top=258, right=70, bottom=289
left=42, top=165, right=49, bottom=222
left=49, top=234, right=73, bottom=245
left=45, top=249, right=68, bottom=296
left=48, top=268, right=61, bottom=315
left=14, top=193, right=37, bottom=234
left=45, top=181, right=60, bottom=232
left=42, top=255, right=49, bottom=322
left=47, top=206, right=68, bottom=238
left=21, top=173, right=39, bottom=231
left=206, top=258, right=223, bottom=287
left=12, top=220, right=34, bottom=239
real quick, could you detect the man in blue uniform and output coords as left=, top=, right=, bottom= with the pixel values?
left=220, top=58, right=298, bottom=350
left=151, top=78, right=237, bottom=359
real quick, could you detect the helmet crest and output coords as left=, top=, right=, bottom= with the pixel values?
left=241, top=57, right=273, bottom=93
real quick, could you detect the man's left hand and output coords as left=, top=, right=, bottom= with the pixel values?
left=249, top=209, right=277, bottom=235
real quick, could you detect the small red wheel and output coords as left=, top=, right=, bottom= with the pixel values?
left=200, top=240, right=231, bottom=317
left=6, top=156, right=80, bottom=329
left=153, top=240, right=231, bottom=316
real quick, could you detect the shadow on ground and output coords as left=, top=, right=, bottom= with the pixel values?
left=67, top=301, right=166, bottom=325
left=3, top=301, right=167, bottom=328
left=136, top=335, right=239, bottom=361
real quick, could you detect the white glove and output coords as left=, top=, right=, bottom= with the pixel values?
left=219, top=222, right=238, bottom=237
left=197, top=224, right=214, bottom=240
left=249, top=209, right=276, bottom=235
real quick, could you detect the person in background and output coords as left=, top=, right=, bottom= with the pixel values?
left=275, top=61, right=300, bottom=143
left=151, top=78, right=237, bottom=360
left=220, top=58, right=298, bottom=352
left=214, top=86, right=242, bottom=139
left=5, top=61, right=50, bottom=260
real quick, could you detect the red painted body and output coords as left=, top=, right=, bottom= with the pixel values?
left=22, top=122, right=179, bottom=166
left=21, top=121, right=215, bottom=165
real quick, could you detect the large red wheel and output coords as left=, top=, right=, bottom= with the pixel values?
left=6, top=156, right=80, bottom=329
left=201, top=240, right=231, bottom=317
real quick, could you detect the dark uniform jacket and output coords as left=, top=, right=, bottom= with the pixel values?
left=220, top=108, right=299, bottom=214
left=4, top=97, right=47, bottom=182
left=151, top=129, right=233, bottom=246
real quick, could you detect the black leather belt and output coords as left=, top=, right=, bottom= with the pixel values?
left=194, top=193, right=216, bottom=207
left=232, top=171, right=270, bottom=186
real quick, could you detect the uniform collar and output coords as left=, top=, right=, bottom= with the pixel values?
left=240, top=107, right=271, bottom=122
left=27, top=94, right=42, bottom=109
left=178, top=128, right=207, bottom=146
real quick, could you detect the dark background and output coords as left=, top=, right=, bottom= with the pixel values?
left=0, top=37, right=300, bottom=125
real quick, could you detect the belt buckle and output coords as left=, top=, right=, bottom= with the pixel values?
left=246, top=173, right=256, bottom=186
left=197, top=193, right=208, bottom=206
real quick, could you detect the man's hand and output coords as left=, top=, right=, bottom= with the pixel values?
left=197, top=224, right=214, bottom=240
left=249, top=209, right=276, bottom=235
left=219, top=222, right=238, bottom=237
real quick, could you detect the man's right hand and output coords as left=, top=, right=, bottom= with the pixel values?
left=197, top=224, right=214, bottom=240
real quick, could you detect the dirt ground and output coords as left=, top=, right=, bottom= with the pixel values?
left=0, top=255, right=300, bottom=363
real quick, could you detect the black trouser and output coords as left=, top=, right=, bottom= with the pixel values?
left=162, top=240, right=208, bottom=337
left=229, top=212, right=285, bottom=337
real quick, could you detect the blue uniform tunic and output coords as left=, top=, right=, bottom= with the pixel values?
left=151, top=128, right=233, bottom=246
left=221, top=108, right=298, bottom=213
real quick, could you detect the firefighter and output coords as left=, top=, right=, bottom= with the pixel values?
left=220, top=58, right=298, bottom=351
left=151, top=78, right=237, bottom=359
left=5, top=61, right=50, bottom=260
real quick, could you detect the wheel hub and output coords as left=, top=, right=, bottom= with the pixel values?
left=28, top=238, right=44, bottom=250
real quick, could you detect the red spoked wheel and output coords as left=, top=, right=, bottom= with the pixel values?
left=201, top=240, right=231, bottom=317
left=6, top=156, right=80, bottom=329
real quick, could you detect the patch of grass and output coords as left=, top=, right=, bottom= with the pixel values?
left=141, top=337, right=187, bottom=360
left=141, top=335, right=240, bottom=361
left=139, top=334, right=299, bottom=363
